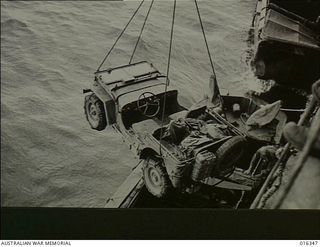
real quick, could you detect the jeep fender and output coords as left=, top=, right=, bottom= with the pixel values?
left=139, top=148, right=160, bottom=160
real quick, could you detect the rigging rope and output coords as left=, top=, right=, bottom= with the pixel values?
left=194, top=0, right=216, bottom=77
left=251, top=97, right=318, bottom=209
left=96, top=0, right=145, bottom=72
left=159, top=0, right=176, bottom=155
left=194, top=0, right=226, bottom=118
left=129, top=0, right=155, bottom=64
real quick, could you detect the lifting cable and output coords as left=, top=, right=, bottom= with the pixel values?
left=194, top=0, right=226, bottom=117
left=159, top=0, right=176, bottom=155
left=129, top=0, right=155, bottom=64
left=96, top=0, right=145, bottom=72
left=194, top=0, right=216, bottom=77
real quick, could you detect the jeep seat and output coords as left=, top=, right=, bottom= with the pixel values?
left=132, top=119, right=161, bottom=135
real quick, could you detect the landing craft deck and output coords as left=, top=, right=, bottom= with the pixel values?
left=105, top=162, right=144, bottom=208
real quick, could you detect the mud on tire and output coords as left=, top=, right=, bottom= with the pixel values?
left=143, top=157, right=171, bottom=198
left=84, top=93, right=107, bottom=131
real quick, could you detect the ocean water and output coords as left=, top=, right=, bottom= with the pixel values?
left=1, top=0, right=260, bottom=207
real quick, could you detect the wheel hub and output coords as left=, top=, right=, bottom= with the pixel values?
left=143, top=158, right=171, bottom=198
left=89, top=104, right=98, bottom=120
left=150, top=170, right=161, bottom=185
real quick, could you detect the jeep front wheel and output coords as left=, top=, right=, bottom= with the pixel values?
left=143, top=157, right=171, bottom=198
left=84, top=93, right=107, bottom=131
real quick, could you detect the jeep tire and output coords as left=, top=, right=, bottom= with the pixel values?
left=143, top=157, right=171, bottom=198
left=215, top=136, right=246, bottom=175
left=84, top=93, right=107, bottom=131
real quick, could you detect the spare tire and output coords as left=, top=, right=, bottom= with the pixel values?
left=214, top=136, right=246, bottom=176
left=84, top=93, right=107, bottom=131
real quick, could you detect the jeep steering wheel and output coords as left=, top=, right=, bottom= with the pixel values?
left=137, top=92, right=160, bottom=118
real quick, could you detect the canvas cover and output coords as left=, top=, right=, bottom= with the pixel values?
left=245, top=100, right=282, bottom=143
left=246, top=100, right=282, bottom=127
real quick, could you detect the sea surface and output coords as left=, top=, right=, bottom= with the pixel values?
left=1, top=0, right=260, bottom=207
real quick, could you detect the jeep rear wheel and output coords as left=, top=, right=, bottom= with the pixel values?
left=84, top=93, right=107, bottom=131
left=143, top=157, right=171, bottom=198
